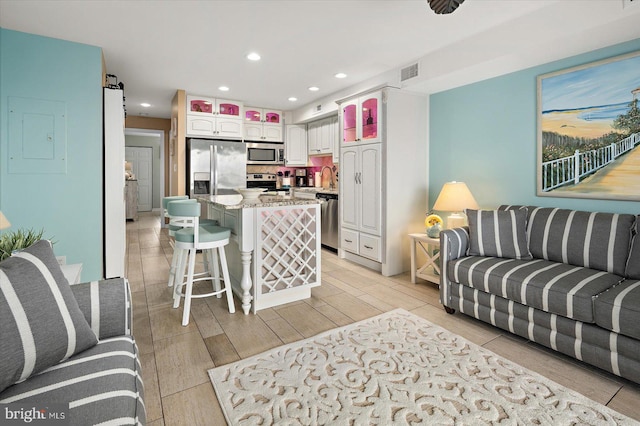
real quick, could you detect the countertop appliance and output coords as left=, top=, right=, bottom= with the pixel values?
left=187, top=138, right=247, bottom=198
left=246, top=173, right=289, bottom=193
left=245, top=142, right=284, bottom=165
left=317, top=192, right=339, bottom=251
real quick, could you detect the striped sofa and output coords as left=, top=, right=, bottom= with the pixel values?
left=440, top=206, right=640, bottom=384
left=0, top=277, right=145, bottom=425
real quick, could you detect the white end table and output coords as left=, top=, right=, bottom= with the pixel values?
left=61, top=263, right=83, bottom=285
left=408, top=233, right=440, bottom=285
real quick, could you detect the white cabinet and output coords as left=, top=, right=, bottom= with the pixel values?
left=331, top=115, right=340, bottom=163
left=244, top=107, right=283, bottom=142
left=341, top=144, right=382, bottom=262
left=338, top=87, right=428, bottom=276
left=186, top=95, right=243, bottom=138
left=308, top=115, right=338, bottom=156
left=341, top=91, right=382, bottom=146
left=285, top=124, right=308, bottom=166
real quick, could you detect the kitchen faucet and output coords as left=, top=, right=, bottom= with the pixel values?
left=320, top=166, right=335, bottom=190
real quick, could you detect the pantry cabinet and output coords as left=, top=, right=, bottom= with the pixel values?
left=340, top=144, right=382, bottom=261
left=186, top=95, right=243, bottom=138
left=338, top=87, right=427, bottom=276
left=244, top=107, right=283, bottom=142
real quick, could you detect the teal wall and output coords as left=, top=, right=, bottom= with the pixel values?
left=0, top=28, right=103, bottom=279
left=430, top=38, right=640, bottom=215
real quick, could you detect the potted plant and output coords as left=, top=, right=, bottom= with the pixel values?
left=0, top=228, right=49, bottom=261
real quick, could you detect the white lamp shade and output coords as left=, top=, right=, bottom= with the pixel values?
left=432, top=181, right=479, bottom=212
left=0, top=211, right=11, bottom=230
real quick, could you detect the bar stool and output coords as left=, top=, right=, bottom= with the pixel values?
left=163, top=197, right=218, bottom=289
left=168, top=201, right=235, bottom=326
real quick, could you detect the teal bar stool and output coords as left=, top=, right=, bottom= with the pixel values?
left=164, top=197, right=218, bottom=288
left=161, top=195, right=189, bottom=228
left=168, top=201, right=235, bottom=326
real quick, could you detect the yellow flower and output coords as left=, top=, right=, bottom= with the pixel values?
left=425, top=214, right=443, bottom=227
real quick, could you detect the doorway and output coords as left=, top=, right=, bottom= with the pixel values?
left=125, top=146, right=153, bottom=211
left=124, top=129, right=165, bottom=211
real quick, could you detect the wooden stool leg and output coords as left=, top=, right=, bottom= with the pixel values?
left=182, top=248, right=197, bottom=326
left=218, top=246, right=235, bottom=314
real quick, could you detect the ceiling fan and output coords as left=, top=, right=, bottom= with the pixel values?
left=427, top=0, right=465, bottom=14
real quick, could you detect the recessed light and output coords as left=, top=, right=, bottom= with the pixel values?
left=334, top=73, right=347, bottom=79
left=288, top=97, right=298, bottom=102
left=218, top=86, right=229, bottom=91
left=247, top=52, right=261, bottom=61
left=308, top=86, right=319, bottom=92
left=140, top=102, right=151, bottom=107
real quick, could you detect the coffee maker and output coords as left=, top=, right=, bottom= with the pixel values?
left=295, top=169, right=307, bottom=187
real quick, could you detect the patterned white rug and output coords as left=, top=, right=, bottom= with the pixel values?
left=209, top=309, right=635, bottom=425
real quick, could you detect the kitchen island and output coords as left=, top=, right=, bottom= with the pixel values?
left=198, top=194, right=321, bottom=314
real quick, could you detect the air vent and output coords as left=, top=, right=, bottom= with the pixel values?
left=316, top=104, right=322, bottom=112
left=400, top=63, right=419, bottom=82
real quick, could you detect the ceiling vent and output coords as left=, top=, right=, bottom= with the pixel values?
left=622, top=0, right=638, bottom=9
left=400, top=63, right=419, bottom=82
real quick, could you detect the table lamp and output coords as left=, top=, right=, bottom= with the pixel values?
left=432, top=181, right=478, bottom=229
left=0, top=211, right=11, bottom=230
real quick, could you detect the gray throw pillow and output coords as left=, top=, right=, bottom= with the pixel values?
left=466, top=208, right=533, bottom=260
left=0, top=240, right=98, bottom=393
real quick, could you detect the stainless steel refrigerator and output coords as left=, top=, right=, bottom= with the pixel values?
left=186, top=139, right=247, bottom=197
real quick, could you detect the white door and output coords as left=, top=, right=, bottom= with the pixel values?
left=125, top=146, right=153, bottom=212
left=359, top=144, right=382, bottom=236
left=341, top=147, right=358, bottom=230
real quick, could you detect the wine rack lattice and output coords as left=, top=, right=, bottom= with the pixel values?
left=257, top=207, right=319, bottom=295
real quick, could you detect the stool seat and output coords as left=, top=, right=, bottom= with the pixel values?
left=174, top=225, right=231, bottom=243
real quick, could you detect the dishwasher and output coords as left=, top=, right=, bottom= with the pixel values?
left=316, top=193, right=339, bottom=251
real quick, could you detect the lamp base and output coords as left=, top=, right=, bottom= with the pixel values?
left=446, top=212, right=466, bottom=229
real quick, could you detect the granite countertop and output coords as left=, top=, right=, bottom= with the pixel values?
left=293, top=187, right=339, bottom=195
left=197, top=194, right=320, bottom=210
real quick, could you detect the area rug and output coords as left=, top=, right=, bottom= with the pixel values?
left=209, top=308, right=635, bottom=425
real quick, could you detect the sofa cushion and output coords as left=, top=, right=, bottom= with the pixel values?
left=466, top=208, right=532, bottom=260
left=0, top=240, right=98, bottom=393
left=626, top=216, right=640, bottom=279
left=594, top=280, right=640, bottom=340
left=0, top=336, right=145, bottom=425
left=522, top=207, right=635, bottom=276
left=447, top=256, right=623, bottom=323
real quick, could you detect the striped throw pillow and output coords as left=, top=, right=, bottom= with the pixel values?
left=0, top=240, right=98, bottom=393
left=466, top=208, right=533, bottom=260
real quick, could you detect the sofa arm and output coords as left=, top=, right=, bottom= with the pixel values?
left=439, top=227, right=470, bottom=308
left=70, top=278, right=132, bottom=340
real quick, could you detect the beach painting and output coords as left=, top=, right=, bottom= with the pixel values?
left=537, top=50, right=640, bottom=201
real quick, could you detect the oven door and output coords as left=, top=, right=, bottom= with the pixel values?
left=246, top=143, right=284, bottom=165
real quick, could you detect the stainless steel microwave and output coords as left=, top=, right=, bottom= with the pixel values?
left=245, top=142, right=284, bottom=165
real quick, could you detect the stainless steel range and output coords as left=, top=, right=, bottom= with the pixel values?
left=246, top=173, right=288, bottom=193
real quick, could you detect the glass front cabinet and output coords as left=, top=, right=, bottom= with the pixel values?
left=341, top=91, right=382, bottom=145
left=244, top=107, right=283, bottom=142
left=186, top=95, right=243, bottom=138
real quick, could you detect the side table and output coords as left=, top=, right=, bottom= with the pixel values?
left=408, top=233, right=440, bottom=285
left=61, top=263, right=83, bottom=285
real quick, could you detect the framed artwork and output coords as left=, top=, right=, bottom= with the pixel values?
left=537, top=50, right=640, bottom=200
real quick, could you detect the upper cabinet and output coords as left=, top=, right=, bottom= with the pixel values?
left=244, top=107, right=283, bottom=142
left=186, top=95, right=243, bottom=139
left=341, top=91, right=382, bottom=145
left=308, top=115, right=339, bottom=157
left=285, top=124, right=307, bottom=166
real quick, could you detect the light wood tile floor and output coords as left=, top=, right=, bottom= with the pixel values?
left=127, top=212, right=640, bottom=425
